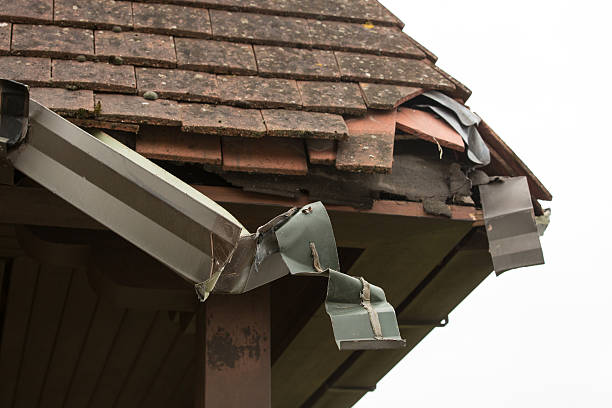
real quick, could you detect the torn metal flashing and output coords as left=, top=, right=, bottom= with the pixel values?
left=478, top=176, right=544, bottom=274
left=408, top=91, right=490, bottom=166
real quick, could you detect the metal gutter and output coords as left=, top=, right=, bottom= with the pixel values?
left=0, top=79, right=405, bottom=350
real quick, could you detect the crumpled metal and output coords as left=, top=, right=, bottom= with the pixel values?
left=410, top=90, right=491, bottom=166
left=478, top=176, right=544, bottom=274
left=211, top=202, right=405, bottom=350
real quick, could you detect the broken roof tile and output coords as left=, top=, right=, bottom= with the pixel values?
left=52, top=60, right=136, bottom=93
left=0, top=23, right=10, bottom=55
left=29, top=88, right=94, bottom=116
left=306, top=139, right=336, bottom=165
left=136, top=126, right=222, bottom=165
left=180, top=103, right=266, bottom=137
left=175, top=38, right=257, bottom=74
left=0, top=56, right=50, bottom=86
left=54, top=0, right=133, bottom=29
left=95, top=31, right=176, bottom=68
left=359, top=83, right=423, bottom=110
left=345, top=109, right=397, bottom=135
left=217, top=75, right=301, bottom=109
left=222, top=136, right=308, bottom=175
left=94, top=94, right=181, bottom=126
left=0, top=0, right=52, bottom=24
left=12, top=24, right=94, bottom=58
left=133, top=3, right=212, bottom=38
left=335, top=52, right=455, bottom=90
left=210, top=10, right=311, bottom=47
left=255, top=46, right=340, bottom=80
left=298, top=81, right=366, bottom=115
left=309, top=20, right=424, bottom=58
left=336, top=133, right=394, bottom=173
left=336, top=110, right=397, bottom=173
left=396, top=107, right=465, bottom=152
left=262, top=109, right=348, bottom=139
left=136, top=67, right=219, bottom=102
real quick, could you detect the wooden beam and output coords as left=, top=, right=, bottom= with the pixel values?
left=0, top=185, right=482, bottom=234
left=196, top=286, right=271, bottom=408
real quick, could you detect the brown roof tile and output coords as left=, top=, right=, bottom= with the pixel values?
left=396, top=107, right=465, bottom=152
left=344, top=109, right=397, bottom=135
left=180, top=103, right=266, bottom=137
left=255, top=46, right=340, bottom=80
left=243, top=0, right=403, bottom=28
left=68, top=118, right=140, bottom=133
left=30, top=88, right=94, bottom=116
left=306, top=139, right=336, bottom=165
left=95, top=31, right=177, bottom=68
left=217, top=75, right=301, bottom=109
left=133, top=3, right=212, bottom=38
left=210, top=10, right=311, bottom=47
left=0, top=56, right=51, bottom=86
left=359, top=83, right=423, bottom=110
left=94, top=94, right=182, bottom=126
left=52, top=60, right=136, bottom=93
left=222, top=136, right=308, bottom=175
left=54, top=0, right=133, bottom=29
left=136, top=126, right=222, bottom=164
left=154, top=0, right=402, bottom=28
left=297, top=81, right=366, bottom=115
left=335, top=52, right=455, bottom=90
left=309, top=20, right=423, bottom=58
left=336, top=110, right=396, bottom=173
left=175, top=38, right=257, bottom=74
left=12, top=24, right=94, bottom=59
left=136, top=67, right=219, bottom=102
left=0, top=0, right=52, bottom=24
left=262, top=109, right=348, bottom=139
left=0, top=23, right=10, bottom=55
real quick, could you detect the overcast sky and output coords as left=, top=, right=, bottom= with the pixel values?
left=356, top=1, right=612, bottom=407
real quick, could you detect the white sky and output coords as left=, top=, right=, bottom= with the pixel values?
left=356, top=1, right=612, bottom=407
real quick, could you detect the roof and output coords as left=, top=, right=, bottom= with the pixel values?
left=0, top=0, right=550, bottom=203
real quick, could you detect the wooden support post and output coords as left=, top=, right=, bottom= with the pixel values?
left=195, top=286, right=271, bottom=408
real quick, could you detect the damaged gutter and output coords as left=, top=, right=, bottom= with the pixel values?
left=0, top=79, right=404, bottom=350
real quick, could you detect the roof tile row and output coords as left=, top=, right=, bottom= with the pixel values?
left=5, top=24, right=454, bottom=90
left=27, top=90, right=350, bottom=139
left=117, top=0, right=404, bottom=28
left=0, top=56, right=428, bottom=113
left=1, top=1, right=411, bottom=57
left=136, top=126, right=222, bottom=165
